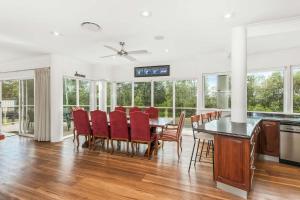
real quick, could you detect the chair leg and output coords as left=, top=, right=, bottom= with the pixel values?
left=107, top=138, right=110, bottom=152
left=199, top=139, right=205, bottom=162
left=73, top=129, right=75, bottom=143
left=206, top=140, right=210, bottom=157
left=177, top=141, right=180, bottom=161
left=188, top=139, right=197, bottom=173
left=147, top=142, right=151, bottom=159
left=92, top=136, right=96, bottom=150
left=127, top=140, right=129, bottom=155
left=88, top=135, right=91, bottom=151
left=154, top=138, right=158, bottom=156
left=180, top=136, right=183, bottom=152
left=76, top=134, right=80, bottom=151
left=194, top=139, right=201, bottom=167
left=131, top=142, right=135, bottom=157
left=111, top=140, right=114, bottom=154
left=162, top=141, right=164, bottom=149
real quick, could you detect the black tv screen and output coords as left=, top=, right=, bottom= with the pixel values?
left=134, top=65, right=170, bottom=77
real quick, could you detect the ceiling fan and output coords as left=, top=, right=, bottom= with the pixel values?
left=101, top=42, right=149, bottom=61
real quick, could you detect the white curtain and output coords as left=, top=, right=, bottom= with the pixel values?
left=34, top=68, right=51, bottom=141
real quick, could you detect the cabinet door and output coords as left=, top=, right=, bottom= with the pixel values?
left=261, top=121, right=280, bottom=156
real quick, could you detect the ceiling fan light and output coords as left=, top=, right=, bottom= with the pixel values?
left=81, top=22, right=102, bottom=32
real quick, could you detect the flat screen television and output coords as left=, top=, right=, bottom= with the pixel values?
left=134, top=65, right=170, bottom=77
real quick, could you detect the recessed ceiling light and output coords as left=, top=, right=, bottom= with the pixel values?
left=81, top=22, right=102, bottom=32
left=165, top=49, right=169, bottom=53
left=224, top=12, right=234, bottom=19
left=140, top=11, right=152, bottom=17
left=51, top=31, right=61, bottom=36
left=154, top=35, right=165, bottom=40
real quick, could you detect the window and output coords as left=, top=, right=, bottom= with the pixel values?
left=154, top=81, right=173, bottom=118
left=79, top=80, right=90, bottom=111
left=293, top=68, right=300, bottom=113
left=134, top=82, right=151, bottom=108
left=106, top=82, right=112, bottom=112
left=204, top=74, right=231, bottom=109
left=63, top=78, right=91, bottom=137
left=116, top=82, right=132, bottom=110
left=175, top=80, right=197, bottom=126
left=247, top=71, right=284, bottom=112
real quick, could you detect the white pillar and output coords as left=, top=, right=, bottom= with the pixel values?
left=231, top=26, right=247, bottom=123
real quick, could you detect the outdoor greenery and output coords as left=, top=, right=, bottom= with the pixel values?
left=154, top=81, right=173, bottom=118
left=293, top=69, right=300, bottom=113
left=107, top=82, right=112, bottom=112
left=247, top=71, right=284, bottom=112
left=134, top=82, right=151, bottom=107
left=116, top=82, right=132, bottom=106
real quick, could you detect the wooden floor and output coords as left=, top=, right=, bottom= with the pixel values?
left=0, top=135, right=300, bottom=200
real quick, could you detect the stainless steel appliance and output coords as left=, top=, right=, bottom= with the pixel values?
left=280, top=124, right=300, bottom=166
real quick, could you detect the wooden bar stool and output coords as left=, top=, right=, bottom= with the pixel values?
left=188, top=114, right=214, bottom=174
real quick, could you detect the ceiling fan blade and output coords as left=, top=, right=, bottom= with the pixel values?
left=100, top=54, right=117, bottom=58
left=104, top=45, right=119, bottom=53
left=123, top=55, right=136, bottom=61
left=127, top=50, right=149, bottom=55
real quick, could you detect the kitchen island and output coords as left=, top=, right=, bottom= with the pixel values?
left=196, top=117, right=262, bottom=199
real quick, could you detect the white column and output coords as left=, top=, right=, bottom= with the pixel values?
left=231, top=26, right=247, bottom=123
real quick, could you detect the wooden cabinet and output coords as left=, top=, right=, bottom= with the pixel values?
left=214, top=135, right=252, bottom=191
left=260, top=121, right=280, bottom=157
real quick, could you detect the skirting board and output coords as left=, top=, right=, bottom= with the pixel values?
left=217, top=182, right=248, bottom=199
left=258, top=154, right=279, bottom=162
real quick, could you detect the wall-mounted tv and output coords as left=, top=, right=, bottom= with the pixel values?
left=134, top=65, right=170, bottom=77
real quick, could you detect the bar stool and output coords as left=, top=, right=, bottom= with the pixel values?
left=188, top=114, right=214, bottom=174
left=201, top=113, right=214, bottom=158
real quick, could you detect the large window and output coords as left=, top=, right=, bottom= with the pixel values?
left=63, top=78, right=91, bottom=137
left=134, top=82, right=151, bottom=108
left=79, top=80, right=90, bottom=111
left=175, top=80, right=197, bottom=125
left=247, top=71, right=284, bottom=112
left=293, top=68, right=300, bottom=113
left=154, top=81, right=173, bottom=118
left=204, top=74, right=231, bottom=109
left=107, top=82, right=112, bottom=112
left=116, top=82, right=132, bottom=110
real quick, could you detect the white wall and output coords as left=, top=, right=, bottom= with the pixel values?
left=50, top=54, right=96, bottom=142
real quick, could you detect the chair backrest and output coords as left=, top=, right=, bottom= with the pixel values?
left=176, top=112, right=185, bottom=139
left=130, top=111, right=151, bottom=142
left=73, top=110, right=91, bottom=135
left=201, top=113, right=210, bottom=123
left=115, top=106, right=126, bottom=112
left=217, top=111, right=222, bottom=119
left=144, top=107, right=159, bottom=119
left=129, top=107, right=141, bottom=113
left=191, top=115, right=200, bottom=129
left=210, top=111, right=218, bottom=120
left=90, top=110, right=109, bottom=137
left=109, top=111, right=129, bottom=140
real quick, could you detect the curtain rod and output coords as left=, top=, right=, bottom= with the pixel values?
left=0, top=66, right=50, bottom=74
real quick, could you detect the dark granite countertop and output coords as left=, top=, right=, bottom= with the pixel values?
left=196, top=117, right=261, bottom=139
left=196, top=113, right=300, bottom=139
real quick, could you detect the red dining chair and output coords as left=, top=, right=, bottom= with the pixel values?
left=115, top=106, right=126, bottom=112
left=109, top=111, right=130, bottom=154
left=71, top=106, right=85, bottom=142
left=129, top=107, right=141, bottom=113
left=73, top=109, right=92, bottom=150
left=90, top=110, right=110, bottom=151
left=144, top=107, right=159, bottom=119
left=130, top=111, right=158, bottom=159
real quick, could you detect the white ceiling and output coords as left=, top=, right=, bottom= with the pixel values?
left=0, top=0, right=300, bottom=65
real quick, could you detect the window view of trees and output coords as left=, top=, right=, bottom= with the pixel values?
left=204, top=74, right=231, bottom=109
left=106, top=82, right=112, bottom=113
left=293, top=68, right=300, bottom=113
left=116, top=82, right=132, bottom=108
left=154, top=81, right=173, bottom=118
left=175, top=80, right=197, bottom=125
left=247, top=71, right=284, bottom=112
left=134, top=82, right=151, bottom=107
left=79, top=80, right=90, bottom=111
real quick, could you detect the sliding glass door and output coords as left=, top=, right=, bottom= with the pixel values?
left=0, top=79, right=34, bottom=135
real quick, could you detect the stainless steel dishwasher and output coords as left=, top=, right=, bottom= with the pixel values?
left=280, top=124, right=300, bottom=166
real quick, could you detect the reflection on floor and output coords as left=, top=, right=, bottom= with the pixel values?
left=0, top=135, right=300, bottom=199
